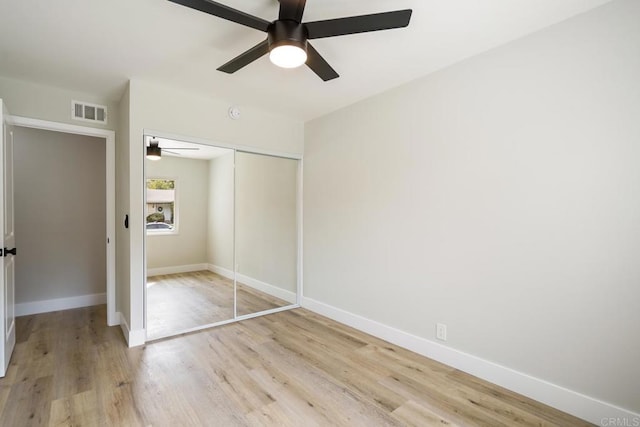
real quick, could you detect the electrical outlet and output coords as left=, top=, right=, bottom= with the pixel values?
left=436, top=323, right=447, bottom=341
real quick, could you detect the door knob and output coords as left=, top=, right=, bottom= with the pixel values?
left=3, top=248, right=16, bottom=256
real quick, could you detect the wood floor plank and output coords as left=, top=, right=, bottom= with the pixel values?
left=49, top=389, right=100, bottom=427
left=264, top=319, right=408, bottom=417
left=246, top=401, right=302, bottom=427
left=391, top=399, right=456, bottom=426
left=446, top=369, right=593, bottom=427
left=0, top=385, right=11, bottom=418
left=255, top=339, right=404, bottom=426
left=0, top=375, right=53, bottom=426
left=361, top=343, right=559, bottom=426
left=249, top=367, right=331, bottom=425
left=379, top=372, right=513, bottom=427
left=133, top=335, right=250, bottom=426
left=0, top=305, right=593, bottom=426
left=53, top=321, right=96, bottom=400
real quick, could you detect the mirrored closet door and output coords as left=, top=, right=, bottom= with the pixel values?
left=145, top=138, right=236, bottom=340
left=235, top=152, right=299, bottom=317
left=144, top=136, right=300, bottom=341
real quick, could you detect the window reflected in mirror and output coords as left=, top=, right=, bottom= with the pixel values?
left=146, top=178, right=176, bottom=234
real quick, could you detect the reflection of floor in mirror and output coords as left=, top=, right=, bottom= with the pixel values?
left=146, top=270, right=290, bottom=340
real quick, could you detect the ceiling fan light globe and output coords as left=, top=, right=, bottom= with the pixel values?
left=269, top=45, right=307, bottom=68
left=146, top=145, right=162, bottom=161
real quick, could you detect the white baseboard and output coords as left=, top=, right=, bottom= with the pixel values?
left=208, top=264, right=234, bottom=280
left=301, top=297, right=638, bottom=425
left=236, top=273, right=297, bottom=304
left=107, top=309, right=119, bottom=327
left=118, top=312, right=146, bottom=348
left=16, top=293, right=106, bottom=316
left=147, top=263, right=208, bottom=277
left=208, top=264, right=296, bottom=304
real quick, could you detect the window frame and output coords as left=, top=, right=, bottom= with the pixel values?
left=145, top=177, right=179, bottom=236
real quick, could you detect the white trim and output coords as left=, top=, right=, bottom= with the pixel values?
left=296, top=159, right=303, bottom=305
left=207, top=264, right=296, bottom=304
left=301, top=297, right=639, bottom=425
left=16, top=293, right=106, bottom=317
left=119, top=312, right=146, bottom=348
left=236, top=273, right=296, bottom=304
left=145, top=263, right=300, bottom=343
left=232, top=149, right=237, bottom=323
left=7, top=115, right=117, bottom=326
left=235, top=303, right=300, bottom=321
left=208, top=264, right=234, bottom=279
left=147, top=263, right=209, bottom=277
left=148, top=317, right=238, bottom=342
left=146, top=304, right=301, bottom=343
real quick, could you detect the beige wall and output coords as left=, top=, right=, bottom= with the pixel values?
left=235, top=152, right=298, bottom=293
left=304, top=0, right=639, bottom=414
left=14, top=127, right=106, bottom=303
left=0, top=76, right=124, bottom=320
left=146, top=156, right=209, bottom=269
left=206, top=152, right=234, bottom=271
left=0, top=76, right=118, bottom=131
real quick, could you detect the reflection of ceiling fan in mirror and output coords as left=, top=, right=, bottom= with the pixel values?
left=146, top=138, right=200, bottom=160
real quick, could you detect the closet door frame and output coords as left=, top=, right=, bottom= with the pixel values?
left=142, top=129, right=302, bottom=342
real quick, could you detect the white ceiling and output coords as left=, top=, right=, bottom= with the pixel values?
left=0, top=0, right=612, bottom=121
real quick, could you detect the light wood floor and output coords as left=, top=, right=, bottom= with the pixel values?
left=147, top=271, right=291, bottom=339
left=0, top=305, right=591, bottom=426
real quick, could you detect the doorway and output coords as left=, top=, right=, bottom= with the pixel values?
left=8, top=116, right=116, bottom=325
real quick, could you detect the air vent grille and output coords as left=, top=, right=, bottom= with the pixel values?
left=71, top=100, right=107, bottom=124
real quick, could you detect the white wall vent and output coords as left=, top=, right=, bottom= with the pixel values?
left=71, top=100, right=107, bottom=124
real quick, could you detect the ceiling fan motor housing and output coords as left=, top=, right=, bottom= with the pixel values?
left=267, top=20, right=308, bottom=53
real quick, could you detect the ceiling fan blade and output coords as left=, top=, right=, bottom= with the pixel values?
left=163, top=150, right=182, bottom=156
left=306, top=42, right=339, bottom=81
left=168, top=0, right=271, bottom=32
left=305, top=9, right=412, bottom=39
left=162, top=147, right=200, bottom=150
left=217, top=39, right=270, bottom=74
left=278, top=0, right=306, bottom=22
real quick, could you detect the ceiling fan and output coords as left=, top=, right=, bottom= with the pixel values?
left=146, top=138, right=200, bottom=160
left=167, top=0, right=413, bottom=81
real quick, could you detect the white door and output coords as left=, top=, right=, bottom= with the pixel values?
left=0, top=99, right=16, bottom=377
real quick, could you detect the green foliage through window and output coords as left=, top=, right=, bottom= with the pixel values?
left=146, top=179, right=175, bottom=189
left=146, top=212, right=165, bottom=223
